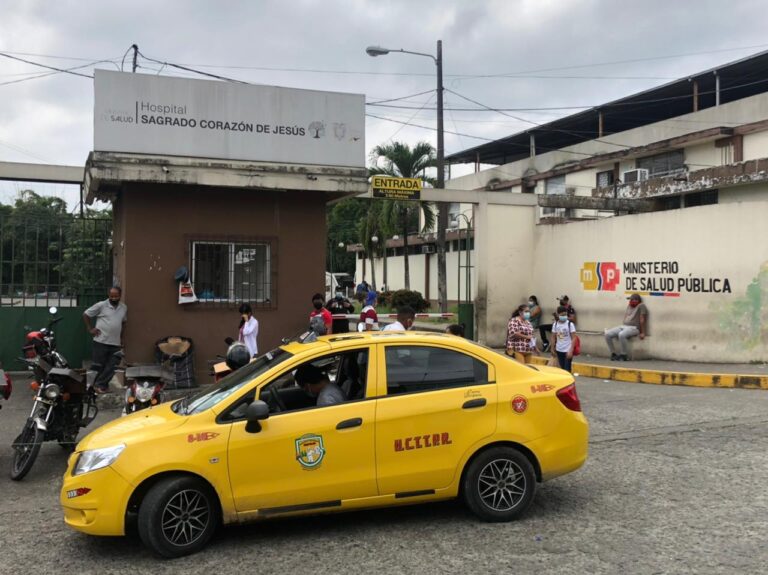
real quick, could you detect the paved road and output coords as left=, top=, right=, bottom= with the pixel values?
left=0, top=375, right=766, bottom=574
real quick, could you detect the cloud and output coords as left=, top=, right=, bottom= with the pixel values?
left=1, top=0, right=767, bottom=206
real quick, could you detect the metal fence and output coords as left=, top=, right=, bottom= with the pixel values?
left=0, top=215, right=112, bottom=370
left=0, top=216, right=112, bottom=308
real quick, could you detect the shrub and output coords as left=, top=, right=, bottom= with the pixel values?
left=390, top=289, right=430, bottom=313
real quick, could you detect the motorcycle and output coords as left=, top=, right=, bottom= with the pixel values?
left=10, top=307, right=99, bottom=481
left=123, top=365, right=172, bottom=415
left=0, top=367, right=11, bottom=411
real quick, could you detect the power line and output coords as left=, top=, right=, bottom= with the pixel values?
left=0, top=52, right=94, bottom=78
left=136, top=50, right=250, bottom=84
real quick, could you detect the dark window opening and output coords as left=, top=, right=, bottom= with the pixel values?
left=192, top=240, right=271, bottom=304
left=596, top=170, right=615, bottom=188
left=684, top=190, right=718, bottom=207
left=637, top=150, right=685, bottom=177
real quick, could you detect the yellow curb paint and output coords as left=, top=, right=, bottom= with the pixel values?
left=520, top=355, right=768, bottom=390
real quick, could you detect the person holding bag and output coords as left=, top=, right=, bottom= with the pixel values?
left=506, top=304, right=534, bottom=364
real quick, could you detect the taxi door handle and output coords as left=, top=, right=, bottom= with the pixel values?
left=336, top=417, right=363, bottom=430
left=462, top=398, right=486, bottom=409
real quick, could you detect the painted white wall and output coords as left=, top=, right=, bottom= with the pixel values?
left=744, top=130, right=768, bottom=161
left=527, top=201, right=768, bottom=362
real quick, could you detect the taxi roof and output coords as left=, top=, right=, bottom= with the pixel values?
left=279, top=331, right=478, bottom=356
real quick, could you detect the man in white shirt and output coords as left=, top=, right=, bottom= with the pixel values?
left=382, top=306, right=416, bottom=332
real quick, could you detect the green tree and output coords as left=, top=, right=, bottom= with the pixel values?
left=368, top=141, right=436, bottom=290
left=59, top=208, right=113, bottom=304
left=326, top=198, right=368, bottom=275
left=1, top=190, right=70, bottom=295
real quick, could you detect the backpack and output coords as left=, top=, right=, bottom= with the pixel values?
left=309, top=314, right=327, bottom=335
left=570, top=322, right=581, bottom=356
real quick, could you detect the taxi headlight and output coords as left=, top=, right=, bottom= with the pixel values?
left=73, top=444, right=126, bottom=476
left=135, top=384, right=154, bottom=402
left=44, top=383, right=61, bottom=400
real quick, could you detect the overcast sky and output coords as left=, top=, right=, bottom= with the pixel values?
left=2, top=0, right=768, bottom=209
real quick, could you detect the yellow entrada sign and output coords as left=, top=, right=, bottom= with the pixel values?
left=371, top=175, right=422, bottom=200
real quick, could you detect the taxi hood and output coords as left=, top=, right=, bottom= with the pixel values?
left=77, top=402, right=188, bottom=451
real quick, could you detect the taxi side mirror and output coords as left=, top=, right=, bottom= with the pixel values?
left=245, top=400, right=270, bottom=434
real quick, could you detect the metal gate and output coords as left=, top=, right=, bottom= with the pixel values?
left=0, top=216, right=112, bottom=370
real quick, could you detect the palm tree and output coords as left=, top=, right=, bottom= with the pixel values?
left=368, top=141, right=437, bottom=290
left=357, top=199, right=383, bottom=291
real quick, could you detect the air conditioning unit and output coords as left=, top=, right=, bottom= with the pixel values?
left=422, top=245, right=436, bottom=254
left=622, top=168, right=649, bottom=183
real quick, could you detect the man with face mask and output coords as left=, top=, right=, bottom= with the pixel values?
left=309, top=293, right=333, bottom=335
left=83, top=286, right=127, bottom=393
left=604, top=293, right=648, bottom=361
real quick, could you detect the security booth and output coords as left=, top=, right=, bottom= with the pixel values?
left=84, top=70, right=366, bottom=384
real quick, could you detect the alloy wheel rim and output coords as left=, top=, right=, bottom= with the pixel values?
left=161, top=489, right=210, bottom=546
left=477, top=458, right=526, bottom=511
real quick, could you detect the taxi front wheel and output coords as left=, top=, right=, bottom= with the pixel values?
left=138, top=475, right=220, bottom=558
left=462, top=447, right=536, bottom=522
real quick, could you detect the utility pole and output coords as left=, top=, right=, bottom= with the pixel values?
left=435, top=40, right=448, bottom=313
left=131, top=44, right=138, bottom=73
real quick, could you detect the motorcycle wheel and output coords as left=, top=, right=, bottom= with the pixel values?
left=10, top=419, right=44, bottom=481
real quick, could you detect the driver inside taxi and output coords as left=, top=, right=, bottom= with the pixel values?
left=294, top=363, right=346, bottom=407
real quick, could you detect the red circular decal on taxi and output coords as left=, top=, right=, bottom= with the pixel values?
left=511, top=395, right=528, bottom=414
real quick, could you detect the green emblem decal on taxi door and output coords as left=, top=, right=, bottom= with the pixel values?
left=295, top=434, right=326, bottom=469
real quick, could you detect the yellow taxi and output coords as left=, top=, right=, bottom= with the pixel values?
left=60, top=332, right=588, bottom=558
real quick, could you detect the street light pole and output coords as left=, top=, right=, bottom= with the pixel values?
left=366, top=40, right=447, bottom=312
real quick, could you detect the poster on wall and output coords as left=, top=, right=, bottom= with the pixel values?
left=580, top=260, right=732, bottom=297
left=94, top=70, right=365, bottom=168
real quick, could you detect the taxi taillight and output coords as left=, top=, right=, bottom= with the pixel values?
left=556, top=383, right=582, bottom=412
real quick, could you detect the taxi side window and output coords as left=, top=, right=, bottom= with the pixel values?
left=385, top=345, right=488, bottom=395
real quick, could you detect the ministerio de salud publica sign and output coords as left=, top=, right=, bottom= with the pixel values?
left=93, top=70, right=365, bottom=168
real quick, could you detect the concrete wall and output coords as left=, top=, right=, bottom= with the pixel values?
left=527, top=201, right=768, bottom=362
left=476, top=204, right=537, bottom=345
left=355, top=248, right=477, bottom=304
left=116, top=184, right=326, bottom=383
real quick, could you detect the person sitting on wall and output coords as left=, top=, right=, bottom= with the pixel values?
left=604, top=293, right=648, bottom=361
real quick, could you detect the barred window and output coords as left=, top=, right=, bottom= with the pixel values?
left=192, top=241, right=271, bottom=304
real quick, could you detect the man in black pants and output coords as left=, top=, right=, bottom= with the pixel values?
left=83, top=287, right=127, bottom=393
left=541, top=295, right=576, bottom=352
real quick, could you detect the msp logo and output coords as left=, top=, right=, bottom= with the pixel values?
left=295, top=434, right=326, bottom=470
left=580, top=261, right=620, bottom=291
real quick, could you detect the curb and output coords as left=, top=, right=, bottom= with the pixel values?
left=526, top=355, right=768, bottom=390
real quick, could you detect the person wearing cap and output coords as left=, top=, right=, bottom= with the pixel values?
left=382, top=306, right=416, bottom=331
left=309, top=293, right=333, bottom=335
left=359, top=290, right=379, bottom=331
left=558, top=295, right=577, bottom=323
left=604, top=294, right=648, bottom=361
left=295, top=363, right=346, bottom=407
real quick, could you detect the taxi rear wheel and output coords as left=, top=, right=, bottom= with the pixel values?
left=462, top=447, right=536, bottom=522
left=137, top=475, right=220, bottom=558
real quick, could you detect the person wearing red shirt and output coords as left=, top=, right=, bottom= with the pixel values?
left=358, top=290, right=379, bottom=331
left=309, top=293, right=333, bottom=335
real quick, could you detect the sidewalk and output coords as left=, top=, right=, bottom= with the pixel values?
left=523, top=352, right=768, bottom=390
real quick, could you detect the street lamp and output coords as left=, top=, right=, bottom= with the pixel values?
left=370, top=235, right=379, bottom=291
left=366, top=41, right=446, bottom=312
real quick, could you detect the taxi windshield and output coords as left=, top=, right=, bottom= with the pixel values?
left=174, top=348, right=292, bottom=415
